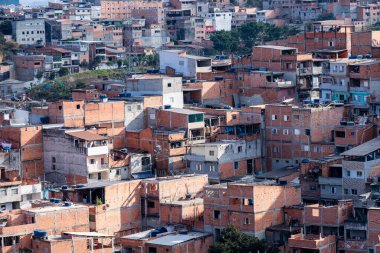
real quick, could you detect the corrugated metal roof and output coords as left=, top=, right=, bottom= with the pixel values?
left=341, top=137, right=380, bottom=156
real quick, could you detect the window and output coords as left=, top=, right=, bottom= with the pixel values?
left=52, top=164, right=56, bottom=170
left=170, top=97, right=174, bottom=103
left=58, top=106, right=62, bottom=110
left=137, top=105, right=142, bottom=110
left=314, top=146, right=321, bottom=153
left=304, top=145, right=310, bottom=152
left=238, top=146, right=242, bottom=152
left=293, top=115, right=300, bottom=120
left=232, top=114, right=237, bottom=120
left=357, top=171, right=363, bottom=177
left=148, top=201, right=155, bottom=208
left=127, top=106, right=132, bottom=111
left=272, top=128, right=278, bottom=134
left=76, top=104, right=80, bottom=109
left=271, top=114, right=277, bottom=120
left=214, top=210, right=221, bottom=219
left=11, top=188, right=18, bottom=195
left=244, top=217, right=250, bottom=224
left=116, top=169, right=120, bottom=176
left=243, top=198, right=253, bottom=205
left=283, top=129, right=289, bottom=135
left=195, top=164, right=202, bottom=171
left=167, top=83, right=172, bottom=87
left=234, top=161, right=239, bottom=170
left=101, top=158, right=105, bottom=164
left=328, top=41, right=334, bottom=47
left=209, top=165, right=215, bottom=172
left=344, top=188, right=349, bottom=194
left=346, top=170, right=351, bottom=177
left=284, top=115, right=289, bottom=121
left=273, top=147, right=279, bottom=153
left=305, top=129, right=311, bottom=136
left=90, top=159, right=95, bottom=164
left=209, top=150, right=215, bottom=156
left=52, top=157, right=56, bottom=163
left=352, top=189, right=358, bottom=195
left=0, top=190, right=6, bottom=196
left=294, top=129, right=300, bottom=135
left=331, top=187, right=336, bottom=194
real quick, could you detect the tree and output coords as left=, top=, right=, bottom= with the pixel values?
left=316, top=13, right=336, bottom=21
left=0, top=21, right=12, bottom=35
left=209, top=225, right=279, bottom=253
left=58, top=67, right=69, bottom=77
left=210, top=30, right=240, bottom=54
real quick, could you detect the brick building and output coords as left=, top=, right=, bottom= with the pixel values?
left=203, top=177, right=301, bottom=239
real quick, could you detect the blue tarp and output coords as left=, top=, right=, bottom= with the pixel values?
left=131, top=171, right=153, bottom=179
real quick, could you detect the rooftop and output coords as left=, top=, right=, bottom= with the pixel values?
left=255, top=45, right=297, bottom=51
left=341, top=137, right=380, bottom=156
left=256, top=166, right=299, bottom=180
left=164, top=108, right=204, bottom=115
left=66, top=131, right=108, bottom=141
left=147, top=232, right=209, bottom=246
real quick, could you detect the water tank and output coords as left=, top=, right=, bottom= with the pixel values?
left=301, top=159, right=310, bottom=163
left=64, top=202, right=72, bottom=207
left=53, top=199, right=60, bottom=204
left=179, top=230, right=188, bottom=235
left=151, top=229, right=161, bottom=237
left=347, top=121, right=355, bottom=126
left=164, top=105, right=171, bottom=109
left=190, top=78, right=196, bottom=83
left=340, top=121, right=347, bottom=125
left=50, top=198, right=56, bottom=203
left=61, top=185, right=68, bottom=190
left=76, top=184, right=85, bottom=189
left=279, top=180, right=287, bottom=186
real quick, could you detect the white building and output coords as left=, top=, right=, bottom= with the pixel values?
left=125, top=74, right=184, bottom=108
left=206, top=12, right=232, bottom=31
left=13, top=19, right=46, bottom=46
left=159, top=50, right=212, bottom=78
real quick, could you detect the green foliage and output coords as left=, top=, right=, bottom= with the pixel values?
left=246, top=0, right=262, bottom=8
left=210, top=22, right=300, bottom=54
left=368, top=22, right=380, bottom=31
left=58, top=67, right=69, bottom=77
left=209, top=225, right=279, bottom=253
left=0, top=32, right=18, bottom=61
left=96, top=196, right=103, bottom=205
left=0, top=21, right=12, bottom=35
left=316, top=13, right=336, bottom=21
left=210, top=30, right=240, bottom=54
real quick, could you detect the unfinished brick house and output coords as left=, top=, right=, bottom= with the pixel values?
left=203, top=177, right=301, bottom=239
left=121, top=230, right=213, bottom=253
left=0, top=204, right=89, bottom=253
left=140, top=174, right=208, bottom=229
left=50, top=180, right=141, bottom=238
left=234, top=45, right=313, bottom=100
left=264, top=103, right=344, bottom=170
left=0, top=126, right=43, bottom=180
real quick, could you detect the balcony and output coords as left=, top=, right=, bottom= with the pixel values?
left=350, top=86, right=369, bottom=92
left=338, top=239, right=367, bottom=250
left=185, top=154, right=206, bottom=162
left=345, top=220, right=367, bottom=230
left=320, top=83, right=348, bottom=92
left=298, top=67, right=313, bottom=75
left=318, top=177, right=342, bottom=186
left=87, top=146, right=109, bottom=156
left=87, top=163, right=109, bottom=173
left=188, top=136, right=205, bottom=144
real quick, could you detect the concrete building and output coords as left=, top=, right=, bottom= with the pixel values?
left=186, top=140, right=261, bottom=183
left=125, top=74, right=184, bottom=109
left=341, top=137, right=380, bottom=199
left=205, top=12, right=232, bottom=32
left=159, top=50, right=212, bottom=78
left=12, top=19, right=46, bottom=46
left=43, top=129, right=111, bottom=184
